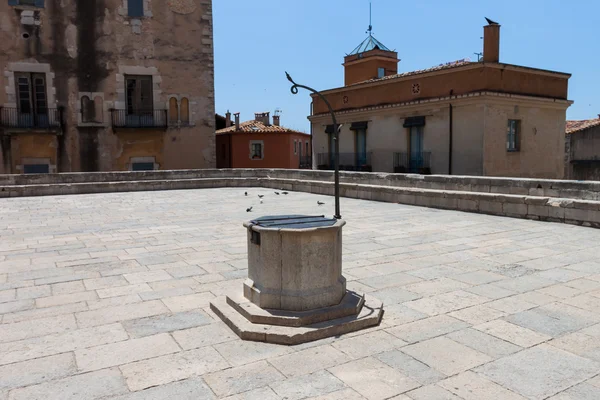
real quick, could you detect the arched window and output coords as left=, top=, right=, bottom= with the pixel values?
left=168, top=97, right=179, bottom=125
left=180, top=97, right=189, bottom=125
left=93, top=96, right=103, bottom=123
left=81, top=96, right=94, bottom=123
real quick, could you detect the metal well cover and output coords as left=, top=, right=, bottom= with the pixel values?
left=250, top=215, right=337, bottom=229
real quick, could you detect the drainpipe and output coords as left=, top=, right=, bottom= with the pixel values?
left=448, top=90, right=454, bottom=175
left=310, top=101, right=314, bottom=169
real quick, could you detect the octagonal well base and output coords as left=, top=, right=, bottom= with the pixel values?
left=210, top=292, right=384, bottom=346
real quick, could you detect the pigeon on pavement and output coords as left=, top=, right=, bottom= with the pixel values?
left=317, top=201, right=325, bottom=206
left=275, top=192, right=280, bottom=195
left=258, top=195, right=264, bottom=198
left=246, top=207, right=253, bottom=212
left=245, top=192, right=248, bottom=196
left=282, top=192, right=289, bottom=195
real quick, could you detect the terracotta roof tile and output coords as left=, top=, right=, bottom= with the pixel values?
left=566, top=118, right=600, bottom=134
left=216, top=120, right=308, bottom=135
left=351, top=60, right=474, bottom=86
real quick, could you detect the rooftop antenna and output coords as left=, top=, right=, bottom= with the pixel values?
left=474, top=52, right=482, bottom=61
left=366, top=1, right=373, bottom=35
left=274, top=108, right=282, bottom=116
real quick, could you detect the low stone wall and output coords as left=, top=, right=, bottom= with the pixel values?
left=1, top=172, right=600, bottom=229
left=1, top=169, right=599, bottom=200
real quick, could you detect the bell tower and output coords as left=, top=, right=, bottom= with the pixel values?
left=343, top=1, right=400, bottom=86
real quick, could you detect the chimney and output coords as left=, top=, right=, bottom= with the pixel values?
left=483, top=20, right=500, bottom=63
left=255, top=112, right=270, bottom=126
left=234, top=112, right=240, bottom=130
left=225, top=110, right=232, bottom=128
left=273, top=115, right=280, bottom=126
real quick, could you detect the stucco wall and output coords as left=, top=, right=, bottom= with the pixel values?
left=228, top=132, right=310, bottom=169
left=567, top=125, right=600, bottom=180
left=313, top=64, right=570, bottom=116
left=483, top=100, right=566, bottom=179
left=0, top=0, right=215, bottom=174
left=452, top=103, right=485, bottom=175
left=311, top=94, right=568, bottom=178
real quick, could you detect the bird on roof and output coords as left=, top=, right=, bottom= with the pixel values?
left=485, top=17, right=499, bottom=25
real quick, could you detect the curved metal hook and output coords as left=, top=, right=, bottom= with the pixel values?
left=286, top=71, right=315, bottom=96
left=285, top=71, right=342, bottom=220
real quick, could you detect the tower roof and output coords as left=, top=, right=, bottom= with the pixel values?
left=348, top=34, right=392, bottom=56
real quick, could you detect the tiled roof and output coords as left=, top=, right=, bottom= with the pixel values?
left=566, top=118, right=600, bottom=134
left=216, top=120, right=308, bottom=135
left=351, top=60, right=474, bottom=86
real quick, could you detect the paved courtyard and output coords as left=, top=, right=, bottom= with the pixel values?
left=1, top=188, right=600, bottom=399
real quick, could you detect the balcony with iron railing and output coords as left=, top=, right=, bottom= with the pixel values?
left=394, top=152, right=432, bottom=174
left=317, top=152, right=372, bottom=172
left=299, top=155, right=312, bottom=169
left=0, top=107, right=63, bottom=131
left=110, top=109, right=168, bottom=130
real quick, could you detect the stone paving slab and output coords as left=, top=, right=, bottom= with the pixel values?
left=1, top=188, right=600, bottom=398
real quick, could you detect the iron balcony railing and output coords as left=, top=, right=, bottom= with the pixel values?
left=110, top=109, right=168, bottom=129
left=0, top=107, right=63, bottom=130
left=317, top=152, right=372, bottom=172
left=299, top=155, right=312, bottom=169
left=394, top=152, right=432, bottom=174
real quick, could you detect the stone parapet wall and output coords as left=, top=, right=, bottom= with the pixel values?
left=1, top=170, right=600, bottom=229
left=1, top=169, right=599, bottom=200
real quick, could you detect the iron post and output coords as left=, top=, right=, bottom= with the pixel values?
left=286, top=72, right=341, bottom=219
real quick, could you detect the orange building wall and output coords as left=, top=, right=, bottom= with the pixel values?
left=226, top=132, right=311, bottom=169
left=313, top=65, right=569, bottom=115
left=344, top=58, right=399, bottom=86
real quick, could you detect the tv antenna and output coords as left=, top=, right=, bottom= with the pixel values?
left=474, top=52, right=482, bottom=61
left=274, top=108, right=283, bottom=116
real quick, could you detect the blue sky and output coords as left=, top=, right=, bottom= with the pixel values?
left=214, top=0, right=599, bottom=132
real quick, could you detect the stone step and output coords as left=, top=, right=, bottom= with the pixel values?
left=226, top=291, right=365, bottom=327
left=210, top=294, right=384, bottom=346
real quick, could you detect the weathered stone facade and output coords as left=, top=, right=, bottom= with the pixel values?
left=0, top=0, right=215, bottom=174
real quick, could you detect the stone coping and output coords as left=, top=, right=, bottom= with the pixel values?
left=1, top=173, right=600, bottom=228
left=1, top=169, right=599, bottom=200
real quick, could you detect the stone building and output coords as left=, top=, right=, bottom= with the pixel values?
left=310, top=19, right=572, bottom=179
left=0, top=0, right=215, bottom=174
left=565, top=116, right=600, bottom=180
left=216, top=112, right=311, bottom=169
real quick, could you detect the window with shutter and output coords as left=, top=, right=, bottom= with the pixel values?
left=507, top=119, right=520, bottom=152
left=128, top=0, right=144, bottom=17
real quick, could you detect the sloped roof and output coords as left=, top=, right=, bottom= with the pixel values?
left=348, top=34, right=392, bottom=55
left=566, top=118, right=600, bottom=134
left=216, top=120, right=308, bottom=135
left=352, top=60, right=474, bottom=86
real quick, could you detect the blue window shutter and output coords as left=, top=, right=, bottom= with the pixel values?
left=8, top=0, right=19, bottom=6
left=34, top=0, right=44, bottom=7
left=128, top=0, right=144, bottom=17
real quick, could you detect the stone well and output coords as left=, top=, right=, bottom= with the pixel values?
left=210, top=215, right=384, bottom=345
left=243, top=215, right=346, bottom=311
